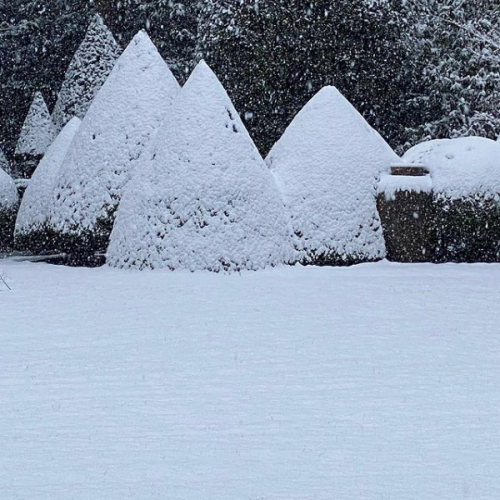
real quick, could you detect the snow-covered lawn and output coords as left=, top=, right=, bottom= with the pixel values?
left=1, top=259, right=499, bottom=499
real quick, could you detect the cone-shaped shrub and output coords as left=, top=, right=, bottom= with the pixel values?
left=266, top=86, right=396, bottom=266
left=107, top=61, right=291, bottom=271
left=49, top=31, right=180, bottom=262
left=403, top=137, right=500, bottom=262
left=15, top=117, right=81, bottom=254
left=0, top=167, right=19, bottom=251
left=52, top=14, right=121, bottom=131
left=14, top=92, right=56, bottom=179
left=0, top=148, right=10, bottom=176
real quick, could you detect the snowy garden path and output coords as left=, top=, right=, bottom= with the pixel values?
left=1, top=260, right=499, bottom=499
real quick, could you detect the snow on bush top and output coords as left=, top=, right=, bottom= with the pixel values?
left=15, top=92, right=56, bottom=156
left=0, top=166, right=19, bottom=211
left=16, top=118, right=81, bottom=235
left=378, top=174, right=433, bottom=201
left=51, top=14, right=121, bottom=131
left=403, top=137, right=500, bottom=199
left=50, top=31, right=180, bottom=235
left=107, top=60, right=291, bottom=272
left=266, top=86, right=396, bottom=263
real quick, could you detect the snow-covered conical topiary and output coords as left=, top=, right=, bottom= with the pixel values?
left=107, top=61, right=291, bottom=271
left=14, top=92, right=56, bottom=178
left=15, top=117, right=81, bottom=253
left=266, top=86, right=397, bottom=265
left=52, top=14, right=121, bottom=131
left=15, top=92, right=55, bottom=157
left=49, top=31, right=180, bottom=258
left=0, top=167, right=20, bottom=251
left=0, top=148, right=10, bottom=176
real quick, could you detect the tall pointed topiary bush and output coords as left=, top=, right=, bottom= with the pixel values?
left=266, top=86, right=397, bottom=266
left=14, top=92, right=56, bottom=179
left=15, top=117, right=81, bottom=254
left=0, top=148, right=11, bottom=176
left=49, top=31, right=180, bottom=264
left=0, top=167, right=19, bottom=252
left=107, top=61, right=291, bottom=272
left=51, top=14, right=121, bottom=132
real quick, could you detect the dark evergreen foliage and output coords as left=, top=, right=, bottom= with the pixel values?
left=0, top=207, right=18, bottom=252
left=197, top=0, right=413, bottom=155
left=434, top=195, right=500, bottom=263
left=0, top=1, right=95, bottom=156
left=2, top=0, right=499, bottom=157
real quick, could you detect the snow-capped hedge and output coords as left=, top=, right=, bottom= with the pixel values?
left=52, top=14, right=121, bottom=132
left=402, top=137, right=500, bottom=262
left=266, top=86, right=396, bottom=266
left=403, top=137, right=500, bottom=200
left=107, top=61, right=291, bottom=271
left=14, top=92, right=56, bottom=178
left=15, top=118, right=81, bottom=253
left=0, top=167, right=20, bottom=251
left=49, top=31, right=180, bottom=258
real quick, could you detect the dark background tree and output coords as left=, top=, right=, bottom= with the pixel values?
left=0, top=0, right=94, bottom=155
left=197, top=0, right=414, bottom=154
left=1, top=0, right=499, bottom=158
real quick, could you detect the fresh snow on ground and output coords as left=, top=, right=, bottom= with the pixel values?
left=403, top=137, right=500, bottom=199
left=50, top=31, right=180, bottom=236
left=15, top=118, right=81, bottom=236
left=266, top=86, right=397, bottom=264
left=15, top=91, right=56, bottom=156
left=108, top=61, right=291, bottom=271
left=1, top=259, right=499, bottom=500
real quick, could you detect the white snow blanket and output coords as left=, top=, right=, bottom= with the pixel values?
left=16, top=118, right=81, bottom=236
left=403, top=137, right=500, bottom=199
left=0, top=166, right=19, bottom=210
left=52, top=14, right=121, bottom=131
left=15, top=92, right=55, bottom=156
left=108, top=61, right=291, bottom=271
left=1, top=260, right=500, bottom=500
left=50, top=31, right=180, bottom=236
left=267, top=86, right=396, bottom=263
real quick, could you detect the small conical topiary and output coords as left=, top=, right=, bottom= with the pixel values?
left=107, top=61, right=291, bottom=272
left=0, top=166, right=20, bottom=251
left=49, top=31, right=180, bottom=263
left=15, top=117, right=81, bottom=254
left=266, top=86, right=397, bottom=266
left=0, top=148, right=10, bottom=176
left=14, top=92, right=56, bottom=178
left=52, top=14, right=121, bottom=131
